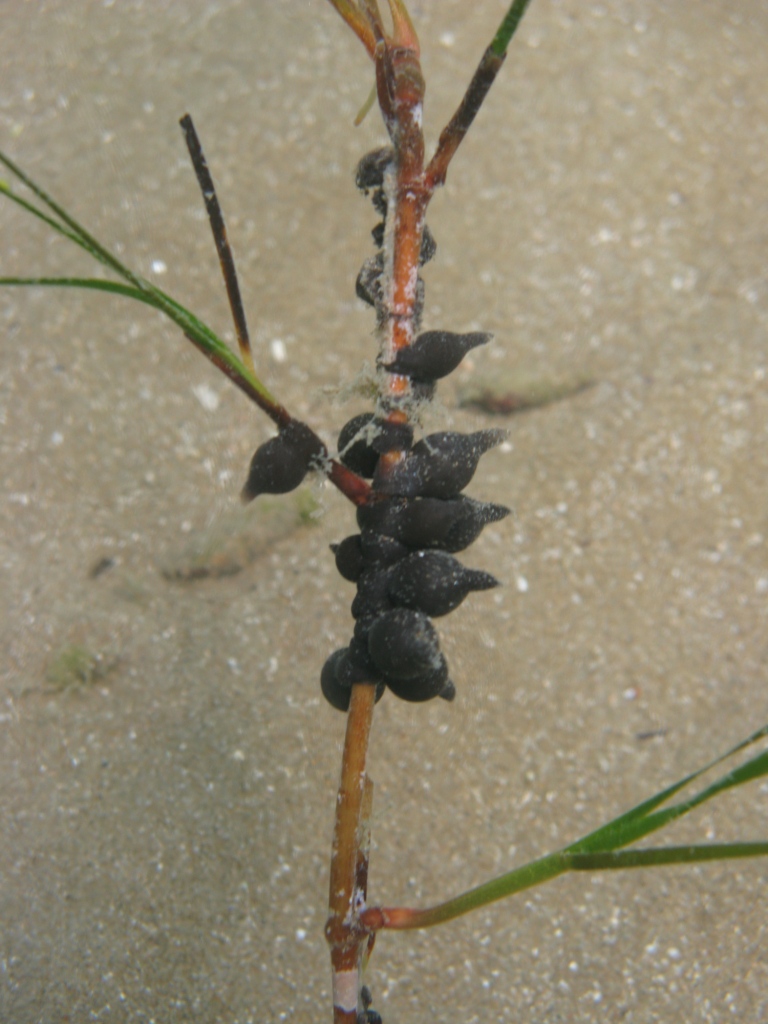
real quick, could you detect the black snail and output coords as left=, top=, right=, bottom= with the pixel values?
left=371, top=429, right=508, bottom=499
left=382, top=329, right=492, bottom=382
left=241, top=420, right=325, bottom=502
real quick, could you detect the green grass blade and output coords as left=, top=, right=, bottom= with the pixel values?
left=134, top=280, right=281, bottom=409
left=0, top=148, right=146, bottom=292
left=1, top=176, right=138, bottom=285
left=0, top=180, right=87, bottom=251
left=389, top=835, right=768, bottom=930
left=373, top=722, right=768, bottom=929
left=373, top=850, right=569, bottom=930
left=632, top=746, right=768, bottom=844
left=568, top=842, right=768, bottom=871
left=491, top=0, right=535, bottom=58
left=568, top=721, right=768, bottom=855
left=0, top=272, right=235, bottom=360
left=0, top=276, right=156, bottom=303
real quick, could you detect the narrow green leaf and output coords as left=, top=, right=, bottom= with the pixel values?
left=0, top=147, right=146, bottom=293
left=568, top=722, right=768, bottom=855
left=634, top=747, right=768, bottom=843
left=0, top=181, right=86, bottom=251
left=568, top=843, right=768, bottom=871
left=378, top=850, right=569, bottom=930
left=375, top=722, right=768, bottom=929
left=491, top=0, right=535, bottom=58
left=0, top=276, right=156, bottom=303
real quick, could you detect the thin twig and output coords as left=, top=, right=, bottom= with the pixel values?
left=425, top=0, right=535, bottom=189
left=180, top=114, right=255, bottom=375
left=425, top=46, right=506, bottom=190
left=326, top=683, right=377, bottom=1023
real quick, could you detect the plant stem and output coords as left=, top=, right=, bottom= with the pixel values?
left=179, top=114, right=256, bottom=376
left=326, top=683, right=377, bottom=1023
left=322, top=5, right=541, bottom=1017
left=361, top=851, right=567, bottom=931
left=425, top=0, right=534, bottom=189
left=491, top=0, right=536, bottom=57
left=425, top=46, right=505, bottom=190
left=370, top=20, right=426, bottom=388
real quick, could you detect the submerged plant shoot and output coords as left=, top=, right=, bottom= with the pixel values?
left=1, top=2, right=767, bottom=1021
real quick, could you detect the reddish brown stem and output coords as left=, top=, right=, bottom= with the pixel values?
left=323, top=8, right=530, bottom=1021
left=373, top=22, right=429, bottom=406
left=329, top=460, right=376, bottom=506
left=326, top=683, right=377, bottom=1023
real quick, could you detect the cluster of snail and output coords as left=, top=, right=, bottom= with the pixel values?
left=324, top=147, right=509, bottom=710
left=240, top=146, right=509, bottom=710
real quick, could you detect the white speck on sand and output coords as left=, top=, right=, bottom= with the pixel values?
left=191, top=382, right=220, bottom=411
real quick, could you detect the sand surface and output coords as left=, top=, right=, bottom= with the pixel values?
left=1, top=2, right=767, bottom=1022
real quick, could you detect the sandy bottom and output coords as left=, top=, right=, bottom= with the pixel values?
left=1, top=2, right=767, bottom=1022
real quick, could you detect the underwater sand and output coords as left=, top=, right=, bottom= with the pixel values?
left=1, top=2, right=767, bottom=1021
